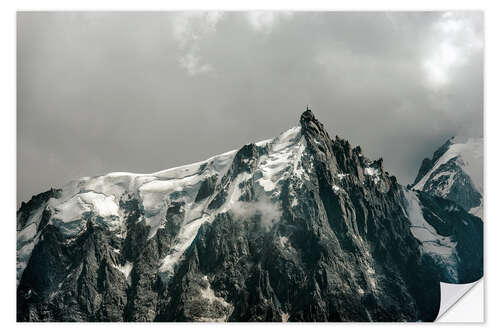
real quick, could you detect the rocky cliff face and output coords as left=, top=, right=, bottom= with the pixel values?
left=17, top=110, right=483, bottom=322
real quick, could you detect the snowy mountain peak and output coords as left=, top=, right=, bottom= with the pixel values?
left=17, top=110, right=483, bottom=322
left=411, top=137, right=483, bottom=217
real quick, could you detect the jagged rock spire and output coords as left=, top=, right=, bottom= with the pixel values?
left=300, top=106, right=315, bottom=124
left=299, top=106, right=331, bottom=144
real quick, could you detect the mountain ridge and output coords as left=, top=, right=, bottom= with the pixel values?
left=17, top=109, right=483, bottom=322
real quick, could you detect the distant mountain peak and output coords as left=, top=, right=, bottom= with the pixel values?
left=411, top=137, right=483, bottom=217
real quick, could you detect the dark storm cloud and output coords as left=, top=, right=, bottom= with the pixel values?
left=17, top=11, right=483, bottom=205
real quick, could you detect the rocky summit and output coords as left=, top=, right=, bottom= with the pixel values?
left=17, top=110, right=483, bottom=322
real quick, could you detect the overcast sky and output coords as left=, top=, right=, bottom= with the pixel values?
left=17, top=11, right=483, bottom=206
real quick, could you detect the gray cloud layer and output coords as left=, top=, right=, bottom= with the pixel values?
left=17, top=12, right=483, bottom=205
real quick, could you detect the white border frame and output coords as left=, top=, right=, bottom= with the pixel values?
left=3, top=1, right=498, bottom=331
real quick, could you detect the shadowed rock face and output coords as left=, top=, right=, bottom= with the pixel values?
left=17, top=110, right=483, bottom=322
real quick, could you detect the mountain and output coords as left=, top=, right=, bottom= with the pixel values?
left=17, top=110, right=483, bottom=322
left=410, top=137, right=483, bottom=218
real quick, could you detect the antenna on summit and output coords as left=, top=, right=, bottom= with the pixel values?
left=306, top=104, right=311, bottom=111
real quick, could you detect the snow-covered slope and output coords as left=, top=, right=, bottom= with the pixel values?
left=411, top=137, right=483, bottom=218
left=403, top=190, right=458, bottom=282
left=16, top=150, right=237, bottom=286
left=16, top=126, right=309, bottom=286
